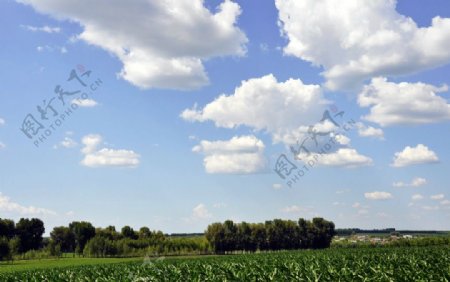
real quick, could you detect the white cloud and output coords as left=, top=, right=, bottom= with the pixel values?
left=192, top=204, right=212, bottom=219
left=392, top=144, right=439, bottom=167
left=298, top=148, right=373, bottom=168
left=193, top=135, right=266, bottom=174
left=55, top=137, right=77, bottom=149
left=65, top=211, right=75, bottom=217
left=212, top=203, right=227, bottom=208
left=36, top=45, right=68, bottom=54
left=355, top=122, right=384, bottom=140
left=21, top=24, right=60, bottom=33
left=282, top=205, right=308, bottom=213
left=365, top=191, right=393, bottom=200
left=377, top=212, right=389, bottom=218
left=422, top=205, right=439, bottom=211
left=358, top=209, right=369, bottom=215
left=0, top=142, right=5, bottom=149
left=18, top=0, right=247, bottom=90
left=71, top=98, right=98, bottom=107
left=412, top=194, right=424, bottom=201
left=0, top=192, right=56, bottom=215
left=334, top=134, right=351, bottom=145
left=80, top=134, right=140, bottom=168
left=393, top=177, right=427, bottom=188
left=276, top=0, right=450, bottom=90
left=359, top=78, right=450, bottom=126
left=430, top=194, right=445, bottom=200
left=181, top=74, right=328, bottom=145
left=272, top=183, right=283, bottom=190
left=441, top=200, right=450, bottom=206
left=0, top=118, right=5, bottom=126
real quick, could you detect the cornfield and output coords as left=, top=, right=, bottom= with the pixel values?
left=1, top=246, right=449, bottom=281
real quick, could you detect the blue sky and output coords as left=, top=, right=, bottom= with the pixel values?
left=1, top=0, right=450, bottom=234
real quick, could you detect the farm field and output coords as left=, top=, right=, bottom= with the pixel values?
left=0, top=257, right=140, bottom=274
left=0, top=246, right=448, bottom=281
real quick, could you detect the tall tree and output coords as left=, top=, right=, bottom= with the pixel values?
left=0, top=237, right=11, bottom=261
left=121, top=226, right=137, bottom=239
left=15, top=218, right=45, bottom=253
left=69, top=221, right=96, bottom=254
left=0, top=219, right=15, bottom=239
left=138, top=227, right=152, bottom=239
left=50, top=226, right=75, bottom=252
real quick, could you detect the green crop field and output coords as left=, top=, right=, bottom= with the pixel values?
left=0, top=246, right=448, bottom=281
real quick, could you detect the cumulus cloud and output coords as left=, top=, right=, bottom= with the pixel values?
left=411, top=194, right=424, bottom=201
left=80, top=134, right=140, bottom=168
left=18, top=0, right=247, bottom=90
left=192, top=204, right=212, bottom=219
left=0, top=118, right=5, bottom=126
left=365, top=191, right=393, bottom=200
left=298, top=148, right=373, bottom=168
left=276, top=0, right=450, bottom=90
left=181, top=74, right=328, bottom=144
left=71, top=98, right=98, bottom=107
left=391, top=144, right=439, bottom=167
left=193, top=135, right=266, bottom=174
left=393, top=177, right=427, bottom=188
left=359, top=78, right=450, bottom=126
left=355, top=122, right=384, bottom=139
left=0, top=192, right=56, bottom=215
left=21, top=24, right=60, bottom=33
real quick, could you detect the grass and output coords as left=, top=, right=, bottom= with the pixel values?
left=0, top=257, right=141, bottom=273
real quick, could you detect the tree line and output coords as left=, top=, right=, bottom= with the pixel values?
left=205, top=218, right=335, bottom=253
left=1, top=217, right=336, bottom=260
left=0, top=218, right=210, bottom=260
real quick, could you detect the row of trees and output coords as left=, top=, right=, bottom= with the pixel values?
left=2, top=217, right=336, bottom=260
left=0, top=218, right=45, bottom=260
left=205, top=218, right=335, bottom=253
left=1, top=218, right=211, bottom=260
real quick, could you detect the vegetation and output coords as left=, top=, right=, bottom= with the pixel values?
left=205, top=218, right=335, bottom=253
left=1, top=246, right=448, bottom=281
left=1, top=216, right=336, bottom=261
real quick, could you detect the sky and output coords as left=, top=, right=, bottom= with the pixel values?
left=0, top=0, right=450, bottom=235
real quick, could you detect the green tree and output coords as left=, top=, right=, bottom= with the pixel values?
left=50, top=226, right=75, bottom=252
left=0, top=237, right=11, bottom=261
left=121, top=226, right=137, bottom=239
left=69, top=221, right=96, bottom=255
left=310, top=217, right=335, bottom=249
left=0, top=219, right=15, bottom=239
left=138, top=227, right=152, bottom=239
left=205, top=223, right=225, bottom=254
left=8, top=236, right=21, bottom=257
left=15, top=218, right=45, bottom=253
left=251, top=223, right=267, bottom=251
